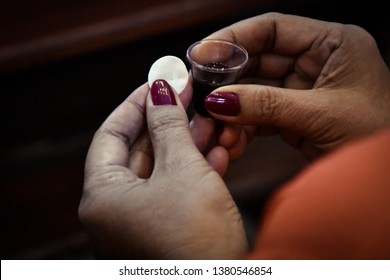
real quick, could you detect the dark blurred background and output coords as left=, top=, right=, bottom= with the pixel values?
left=1, top=0, right=389, bottom=259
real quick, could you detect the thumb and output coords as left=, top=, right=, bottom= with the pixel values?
left=204, top=84, right=332, bottom=133
left=146, top=79, right=205, bottom=169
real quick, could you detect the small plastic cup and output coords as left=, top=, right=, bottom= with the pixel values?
left=186, top=39, right=248, bottom=117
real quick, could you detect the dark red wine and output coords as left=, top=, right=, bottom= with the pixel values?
left=192, top=79, right=222, bottom=117
left=192, top=62, right=238, bottom=118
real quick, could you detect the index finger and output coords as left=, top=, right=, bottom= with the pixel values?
left=85, top=83, right=149, bottom=174
left=205, top=13, right=341, bottom=79
left=206, top=12, right=337, bottom=55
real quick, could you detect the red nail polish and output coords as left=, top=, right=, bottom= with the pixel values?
left=205, top=92, right=240, bottom=116
left=151, top=80, right=177, bottom=106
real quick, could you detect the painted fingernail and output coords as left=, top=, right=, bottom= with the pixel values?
left=205, top=92, right=240, bottom=116
left=151, top=79, right=177, bottom=106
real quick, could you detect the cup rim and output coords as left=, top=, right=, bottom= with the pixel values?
left=186, top=39, right=249, bottom=73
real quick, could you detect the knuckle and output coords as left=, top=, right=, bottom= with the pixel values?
left=78, top=193, right=96, bottom=227
left=148, top=108, right=189, bottom=136
left=78, top=185, right=102, bottom=227
left=78, top=190, right=108, bottom=232
left=251, top=87, right=283, bottom=123
left=78, top=171, right=115, bottom=226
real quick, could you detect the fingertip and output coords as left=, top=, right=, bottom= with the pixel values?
left=205, top=91, right=241, bottom=117
left=149, top=79, right=178, bottom=106
left=190, top=114, right=215, bottom=152
left=227, top=130, right=247, bottom=161
left=206, top=146, right=229, bottom=177
left=216, top=122, right=242, bottom=149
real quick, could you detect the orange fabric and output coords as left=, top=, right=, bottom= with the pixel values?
left=247, top=129, right=390, bottom=259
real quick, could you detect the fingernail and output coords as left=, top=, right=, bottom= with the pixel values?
left=205, top=92, right=240, bottom=116
left=151, top=79, right=177, bottom=106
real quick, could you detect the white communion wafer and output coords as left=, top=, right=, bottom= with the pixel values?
left=148, top=55, right=189, bottom=94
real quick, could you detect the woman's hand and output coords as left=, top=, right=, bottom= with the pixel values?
left=201, top=12, right=390, bottom=159
left=78, top=81, right=247, bottom=259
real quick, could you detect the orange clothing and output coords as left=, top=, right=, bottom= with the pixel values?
left=247, top=129, right=390, bottom=259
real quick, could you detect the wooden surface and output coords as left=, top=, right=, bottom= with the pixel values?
left=0, top=0, right=277, bottom=74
